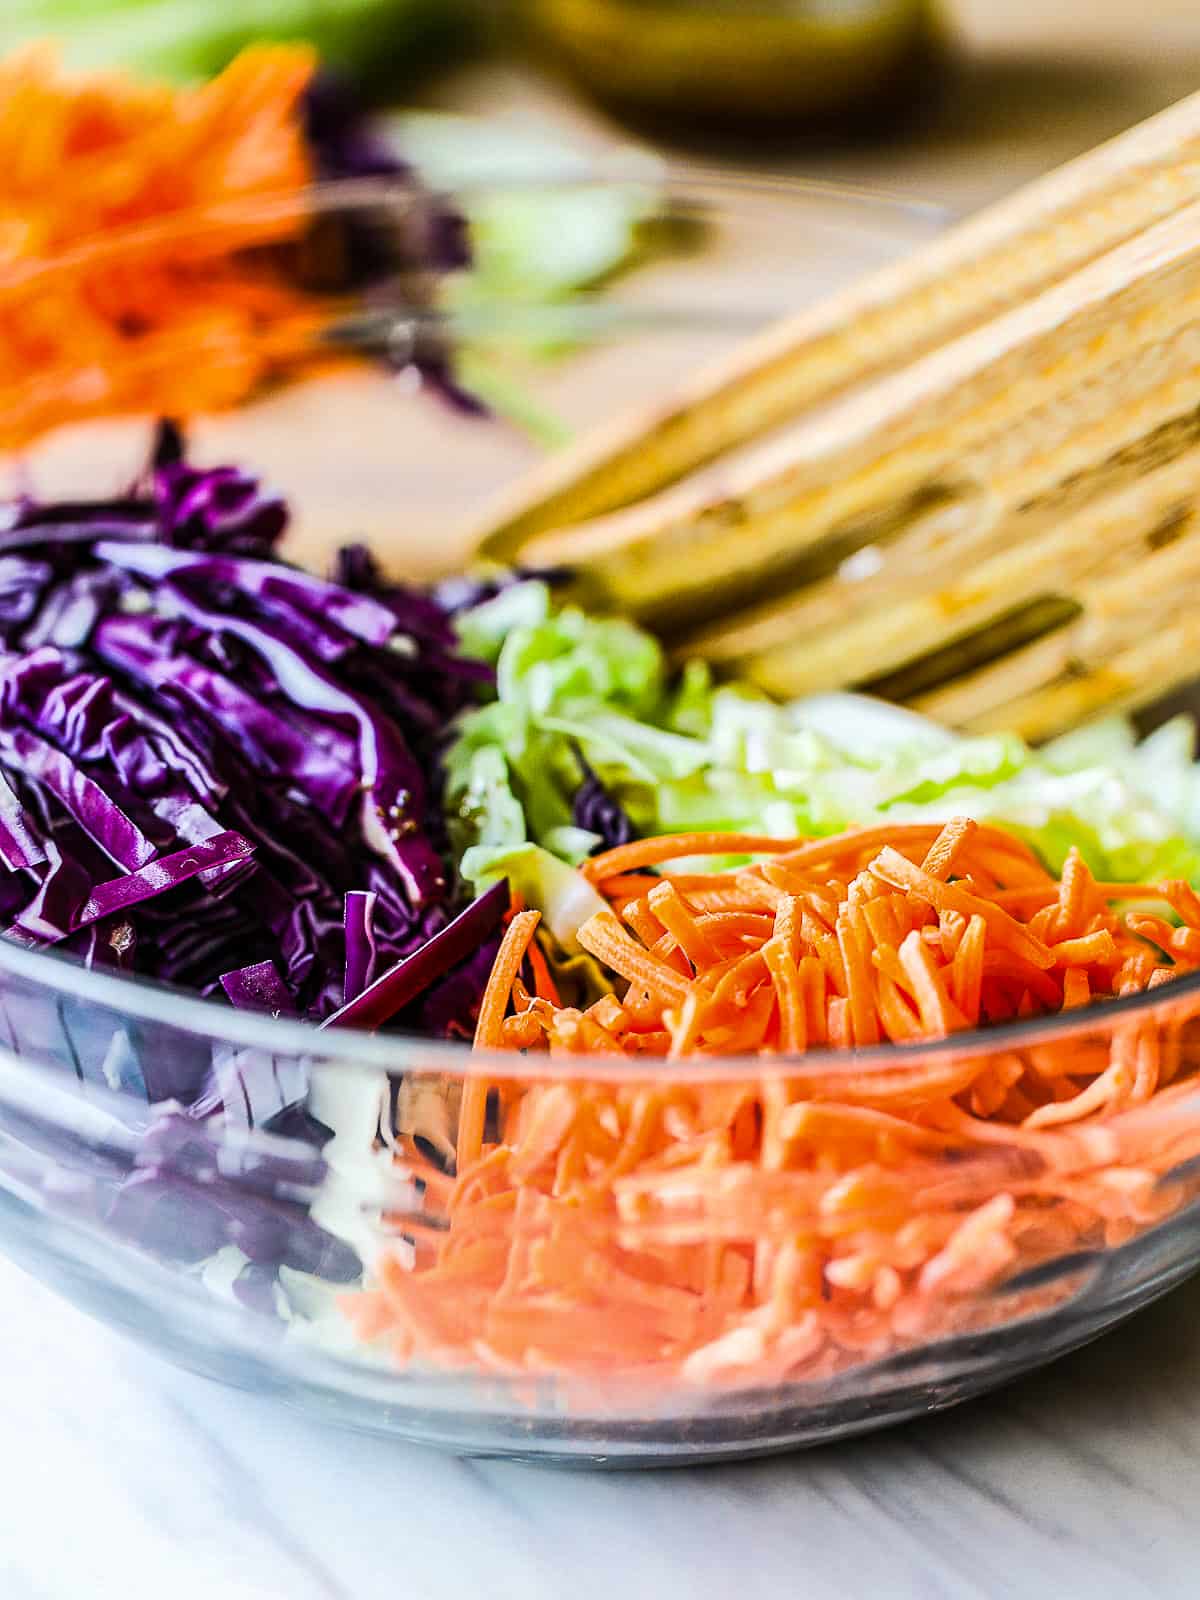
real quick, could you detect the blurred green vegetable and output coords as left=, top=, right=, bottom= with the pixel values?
left=1, top=0, right=473, bottom=90
left=404, top=114, right=661, bottom=309
left=400, top=114, right=669, bottom=442
left=460, top=842, right=608, bottom=951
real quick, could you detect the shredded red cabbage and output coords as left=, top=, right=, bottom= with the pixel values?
left=342, top=889, right=379, bottom=1006
left=573, top=748, right=637, bottom=853
left=300, top=72, right=481, bottom=414
left=303, top=75, right=471, bottom=276
left=0, top=416, right=517, bottom=1296
left=0, top=427, right=492, bottom=1045
left=321, top=878, right=509, bottom=1033
left=219, top=959, right=296, bottom=1018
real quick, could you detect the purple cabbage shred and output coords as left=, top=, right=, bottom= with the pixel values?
left=0, top=425, right=494, bottom=1041
left=572, top=749, right=636, bottom=853
left=301, top=71, right=480, bottom=412
left=0, top=426, right=517, bottom=1300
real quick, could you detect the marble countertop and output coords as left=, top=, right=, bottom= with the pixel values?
left=4, top=1248, right=1200, bottom=1600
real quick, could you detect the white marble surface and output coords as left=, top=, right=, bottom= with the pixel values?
left=2, top=1251, right=1198, bottom=1600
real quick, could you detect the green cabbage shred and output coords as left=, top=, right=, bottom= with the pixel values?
left=448, top=581, right=1200, bottom=916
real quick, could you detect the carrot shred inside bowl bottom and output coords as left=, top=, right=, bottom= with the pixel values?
left=342, top=820, right=1200, bottom=1385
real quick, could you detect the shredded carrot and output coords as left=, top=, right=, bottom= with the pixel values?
left=1163, top=880, right=1200, bottom=928
left=921, top=817, right=978, bottom=881
left=898, top=930, right=968, bottom=1037
left=870, top=848, right=1055, bottom=970
left=460, top=911, right=541, bottom=1169
left=1051, top=930, right=1119, bottom=968
left=1061, top=967, right=1092, bottom=1010
left=348, top=817, right=1200, bottom=1390
left=0, top=44, right=336, bottom=448
left=584, top=832, right=805, bottom=882
left=578, top=909, right=690, bottom=1008
left=837, top=907, right=880, bottom=1046
left=474, top=912, right=543, bottom=1051
left=1052, top=847, right=1094, bottom=940
left=524, top=933, right=562, bottom=1006
left=763, top=938, right=806, bottom=1054
left=647, top=881, right=719, bottom=971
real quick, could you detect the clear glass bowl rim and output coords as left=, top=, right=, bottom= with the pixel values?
left=0, top=166, right=951, bottom=299
left=8, top=907, right=1200, bottom=1090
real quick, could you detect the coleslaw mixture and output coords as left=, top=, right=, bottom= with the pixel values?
left=0, top=429, right=1198, bottom=1378
left=3, top=43, right=1200, bottom=1385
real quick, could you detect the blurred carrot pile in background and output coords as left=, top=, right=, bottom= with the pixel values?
left=0, top=44, right=331, bottom=445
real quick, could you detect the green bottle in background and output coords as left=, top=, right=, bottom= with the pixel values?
left=523, top=0, right=947, bottom=137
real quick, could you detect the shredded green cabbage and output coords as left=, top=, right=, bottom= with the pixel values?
left=448, top=582, right=1200, bottom=903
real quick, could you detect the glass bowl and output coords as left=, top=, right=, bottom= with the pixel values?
left=4, top=940, right=1200, bottom=1465
left=7, top=169, right=1197, bottom=1468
